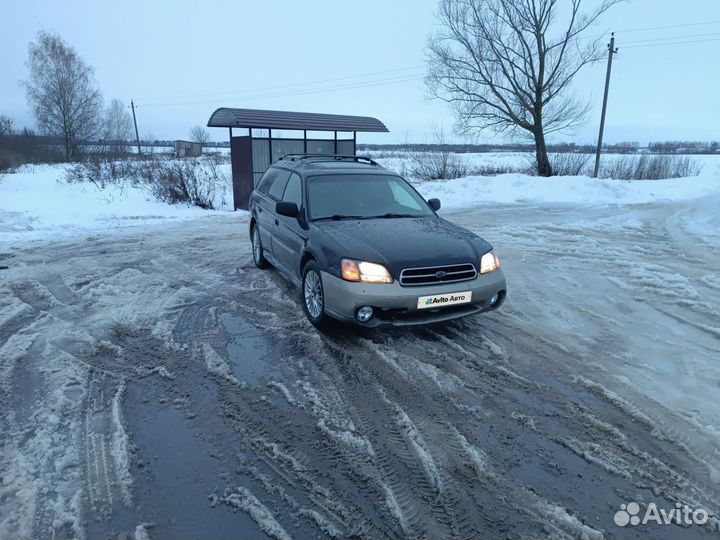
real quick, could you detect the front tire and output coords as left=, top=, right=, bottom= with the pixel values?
left=301, top=262, right=331, bottom=330
left=251, top=225, right=270, bottom=269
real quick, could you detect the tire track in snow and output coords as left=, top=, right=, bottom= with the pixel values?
left=4, top=205, right=720, bottom=539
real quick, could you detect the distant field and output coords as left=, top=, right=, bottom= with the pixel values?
left=365, top=150, right=720, bottom=177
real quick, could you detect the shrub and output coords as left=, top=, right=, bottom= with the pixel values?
left=407, top=150, right=468, bottom=180
left=65, top=155, right=229, bottom=209
left=521, top=152, right=592, bottom=176
left=600, top=154, right=702, bottom=180
left=145, top=159, right=222, bottom=209
left=467, top=164, right=519, bottom=176
left=382, top=151, right=520, bottom=179
left=550, top=152, right=592, bottom=176
left=65, top=155, right=136, bottom=188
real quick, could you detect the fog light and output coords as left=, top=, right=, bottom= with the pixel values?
left=356, top=306, right=374, bottom=322
left=490, top=293, right=499, bottom=306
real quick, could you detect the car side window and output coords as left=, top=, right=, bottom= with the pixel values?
left=282, top=173, right=303, bottom=208
left=256, top=168, right=278, bottom=195
left=267, top=169, right=292, bottom=200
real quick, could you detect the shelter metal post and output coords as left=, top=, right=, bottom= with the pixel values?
left=268, top=128, right=272, bottom=164
left=229, top=135, right=252, bottom=211
left=334, top=131, right=338, bottom=154
left=303, top=130, right=307, bottom=153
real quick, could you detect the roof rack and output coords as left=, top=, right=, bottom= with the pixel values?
left=280, top=154, right=379, bottom=166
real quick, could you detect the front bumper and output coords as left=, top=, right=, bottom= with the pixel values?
left=321, top=269, right=507, bottom=327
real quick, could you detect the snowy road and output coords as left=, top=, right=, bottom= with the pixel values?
left=1, top=200, right=719, bottom=539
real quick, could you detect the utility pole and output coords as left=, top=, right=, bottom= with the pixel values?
left=593, top=33, right=618, bottom=178
left=130, top=99, right=142, bottom=156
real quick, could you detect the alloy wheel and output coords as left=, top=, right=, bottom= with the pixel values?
left=304, top=270, right=323, bottom=319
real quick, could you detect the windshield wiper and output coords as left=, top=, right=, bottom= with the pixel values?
left=314, top=213, right=419, bottom=221
left=314, top=214, right=365, bottom=221
left=375, top=213, right=418, bottom=219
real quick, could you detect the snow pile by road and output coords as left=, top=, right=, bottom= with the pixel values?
left=2, top=156, right=719, bottom=243
left=410, top=162, right=720, bottom=210
left=0, top=164, right=235, bottom=242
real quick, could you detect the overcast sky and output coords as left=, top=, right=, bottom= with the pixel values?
left=2, top=0, right=719, bottom=144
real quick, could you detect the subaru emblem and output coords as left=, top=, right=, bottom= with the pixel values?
left=435, top=270, right=447, bottom=280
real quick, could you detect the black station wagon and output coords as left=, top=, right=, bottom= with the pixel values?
left=249, top=154, right=506, bottom=328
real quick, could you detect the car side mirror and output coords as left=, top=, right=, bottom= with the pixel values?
left=276, top=201, right=299, bottom=218
left=428, top=198, right=441, bottom=211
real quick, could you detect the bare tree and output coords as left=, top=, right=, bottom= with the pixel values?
left=103, top=99, right=133, bottom=144
left=189, top=126, right=210, bottom=146
left=427, top=0, right=619, bottom=176
left=0, top=115, right=15, bottom=136
left=23, top=31, right=103, bottom=161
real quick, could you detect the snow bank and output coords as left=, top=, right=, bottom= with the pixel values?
left=2, top=155, right=718, bottom=243
left=0, top=164, right=236, bottom=242
left=412, top=164, right=720, bottom=211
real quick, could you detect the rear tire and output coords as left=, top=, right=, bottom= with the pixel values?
left=301, top=261, right=331, bottom=330
left=251, top=225, right=270, bottom=269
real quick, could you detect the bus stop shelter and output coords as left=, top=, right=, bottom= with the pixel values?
left=206, top=108, right=388, bottom=210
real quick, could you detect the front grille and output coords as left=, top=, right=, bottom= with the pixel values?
left=399, top=262, right=477, bottom=287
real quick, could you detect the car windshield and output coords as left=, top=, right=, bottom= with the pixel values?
left=308, top=174, right=434, bottom=220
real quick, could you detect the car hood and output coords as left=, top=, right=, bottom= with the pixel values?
left=314, top=217, right=491, bottom=276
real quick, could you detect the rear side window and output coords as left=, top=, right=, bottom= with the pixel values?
left=282, top=173, right=303, bottom=207
left=256, top=168, right=279, bottom=195
left=267, top=169, right=292, bottom=200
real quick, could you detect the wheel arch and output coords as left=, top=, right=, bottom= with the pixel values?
left=300, top=250, right=317, bottom=274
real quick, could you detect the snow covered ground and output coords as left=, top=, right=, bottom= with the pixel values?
left=2, top=153, right=718, bottom=242
left=0, top=163, right=236, bottom=242
left=371, top=151, right=720, bottom=207
left=415, top=167, right=720, bottom=208
left=1, top=154, right=720, bottom=538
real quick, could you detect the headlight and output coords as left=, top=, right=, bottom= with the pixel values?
left=341, top=259, right=393, bottom=284
left=480, top=250, right=500, bottom=274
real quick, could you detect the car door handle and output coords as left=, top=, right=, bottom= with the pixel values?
left=274, top=218, right=279, bottom=226
left=257, top=206, right=263, bottom=213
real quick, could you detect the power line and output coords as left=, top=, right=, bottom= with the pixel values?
left=622, top=37, right=720, bottom=49
left=132, top=20, right=720, bottom=105
left=622, top=31, right=720, bottom=45
left=140, top=74, right=424, bottom=108
left=134, top=65, right=424, bottom=103
left=143, top=76, right=424, bottom=107
left=141, top=74, right=423, bottom=107
left=130, top=19, right=720, bottom=109
left=584, top=20, right=720, bottom=42
left=613, top=19, right=720, bottom=34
